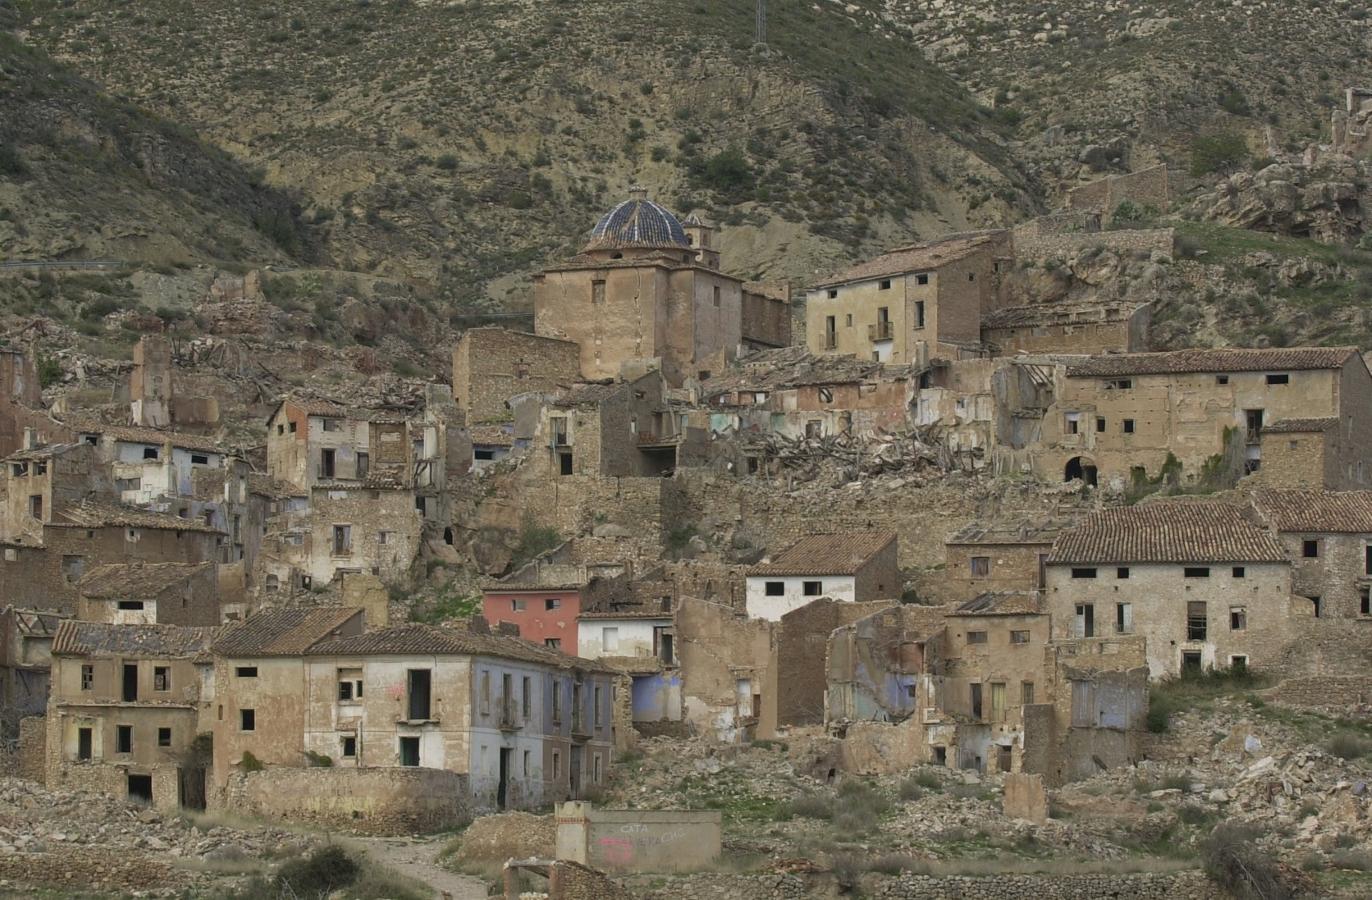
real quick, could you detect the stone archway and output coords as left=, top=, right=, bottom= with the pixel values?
left=1065, top=456, right=1098, bottom=487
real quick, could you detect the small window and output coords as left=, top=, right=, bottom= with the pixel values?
left=1096, top=417, right=1106, bottom=433
left=191, top=454, right=209, bottom=465
left=915, top=300, right=925, bottom=328
left=1009, top=630, right=1030, bottom=644
left=1230, top=607, right=1247, bottom=631
left=968, top=273, right=975, bottom=282
left=1232, top=566, right=1246, bottom=578
left=1302, top=539, right=1319, bottom=558
left=712, top=285, right=721, bottom=307
left=1184, top=567, right=1211, bottom=578
left=764, top=581, right=785, bottom=596
left=1230, top=655, right=1248, bottom=673
left=511, top=599, right=526, bottom=612
left=1186, top=601, right=1207, bottom=640
left=970, top=556, right=990, bottom=577
left=240, top=709, right=256, bottom=732
left=1310, top=595, right=1323, bottom=618
left=342, top=736, right=357, bottom=758
left=879, top=279, right=892, bottom=290
left=966, top=631, right=988, bottom=645
left=827, top=288, right=838, bottom=299
left=1108, top=378, right=1133, bottom=390
left=1021, top=682, right=1035, bottom=705
left=1216, top=375, right=1230, bottom=385
left=545, top=638, right=561, bottom=650
left=116, top=725, right=133, bottom=754
left=1123, top=419, right=1136, bottom=434
left=117, top=600, right=145, bottom=611
left=288, top=421, right=297, bottom=433
left=1266, top=373, right=1289, bottom=385
left=1071, top=568, right=1097, bottom=579
left=153, top=666, right=169, bottom=692
left=545, top=598, right=561, bottom=611
left=916, top=273, right=929, bottom=285
left=1360, top=587, right=1370, bottom=616
left=802, top=580, right=822, bottom=596
left=157, top=727, right=172, bottom=747
left=845, top=314, right=853, bottom=327
left=235, top=666, right=258, bottom=678
left=1116, top=567, right=1130, bottom=579
left=81, top=664, right=93, bottom=691
left=142, top=447, right=159, bottom=460
left=276, top=424, right=284, bottom=435
left=321, top=418, right=341, bottom=432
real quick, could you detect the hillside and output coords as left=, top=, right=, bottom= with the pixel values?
left=15, top=0, right=1034, bottom=309
left=0, top=29, right=304, bottom=267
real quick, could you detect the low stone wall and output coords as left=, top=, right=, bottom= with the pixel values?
left=556, top=802, right=721, bottom=873
left=630, top=872, right=812, bottom=898
left=1014, top=226, right=1175, bottom=261
left=873, top=871, right=1218, bottom=899
left=224, top=766, right=470, bottom=835
left=1267, top=675, right=1372, bottom=708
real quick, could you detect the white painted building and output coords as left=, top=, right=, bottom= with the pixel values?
left=744, top=531, right=899, bottom=621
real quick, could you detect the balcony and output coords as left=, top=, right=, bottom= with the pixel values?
left=868, top=321, right=894, bottom=342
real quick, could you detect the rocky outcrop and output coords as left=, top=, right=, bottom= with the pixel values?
left=1191, top=160, right=1372, bottom=243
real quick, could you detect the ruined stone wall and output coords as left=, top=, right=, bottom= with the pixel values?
left=1267, top=617, right=1372, bottom=679
left=873, top=871, right=1218, bottom=899
left=1254, top=429, right=1333, bottom=490
left=740, top=290, right=790, bottom=349
left=522, top=475, right=674, bottom=554
left=17, top=715, right=44, bottom=783
left=452, top=328, right=580, bottom=425
left=934, top=542, right=1050, bottom=606
left=1279, top=532, right=1370, bottom=620
left=675, top=596, right=774, bottom=742
left=1012, top=226, right=1174, bottom=261
left=224, top=767, right=471, bottom=834
left=1066, top=165, right=1173, bottom=215
left=776, top=600, right=895, bottom=727
left=1268, top=675, right=1372, bottom=708
left=983, top=314, right=1142, bottom=357
left=547, top=860, right=633, bottom=900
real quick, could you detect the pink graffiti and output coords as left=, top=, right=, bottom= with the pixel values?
left=595, top=837, right=635, bottom=867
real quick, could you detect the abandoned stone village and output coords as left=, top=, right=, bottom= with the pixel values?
left=3, top=165, right=1372, bottom=900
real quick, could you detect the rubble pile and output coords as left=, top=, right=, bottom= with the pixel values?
left=0, top=777, right=316, bottom=894
left=764, top=426, right=978, bottom=485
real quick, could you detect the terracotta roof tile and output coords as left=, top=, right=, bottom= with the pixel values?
left=470, top=424, right=516, bottom=447
left=307, top=622, right=615, bottom=672
left=947, top=518, right=1077, bottom=545
left=248, top=473, right=306, bottom=499
left=1047, top=502, right=1286, bottom=564
left=1067, top=347, right=1356, bottom=378
left=77, top=562, right=214, bottom=599
left=51, top=499, right=224, bottom=534
left=1262, top=417, right=1338, bottom=434
left=1250, top=490, right=1372, bottom=533
left=211, top=607, right=364, bottom=657
left=53, top=620, right=222, bottom=658
left=62, top=420, right=225, bottom=453
left=953, top=591, right=1043, bottom=616
left=748, top=531, right=897, bottom=577
left=813, top=232, right=1003, bottom=289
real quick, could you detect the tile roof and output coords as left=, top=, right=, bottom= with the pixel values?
left=1262, top=417, right=1338, bottom=434
left=585, top=196, right=690, bottom=251
left=953, top=591, right=1043, bottom=616
left=1066, top=347, right=1357, bottom=378
left=1250, top=490, right=1372, bottom=533
left=62, top=420, right=225, bottom=453
left=211, top=607, right=364, bottom=657
left=313, top=475, right=410, bottom=492
left=702, top=347, right=906, bottom=400
left=269, top=397, right=409, bottom=425
left=578, top=609, right=673, bottom=620
left=812, top=232, right=1004, bottom=289
left=1047, top=502, right=1287, bottom=564
left=553, top=380, right=626, bottom=408
left=748, top=531, right=897, bottom=577
left=51, top=499, right=225, bottom=534
left=53, top=620, right=222, bottom=658
left=248, top=473, right=307, bottom=499
left=2, top=442, right=84, bottom=462
left=947, top=518, right=1076, bottom=545
left=470, top=424, right=516, bottom=447
left=77, top=562, right=214, bottom=599
left=307, top=622, right=615, bottom=672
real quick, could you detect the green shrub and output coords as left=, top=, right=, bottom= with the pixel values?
left=914, top=770, right=942, bottom=790
left=897, top=777, right=923, bottom=801
left=0, top=142, right=26, bottom=178
left=304, top=750, right=333, bottom=767
left=1328, top=731, right=1371, bottom=760
left=435, top=153, right=458, bottom=170
left=1190, top=132, right=1249, bottom=176
left=240, top=751, right=264, bottom=772
left=783, top=793, right=834, bottom=820
left=1329, top=848, right=1372, bottom=871
left=275, top=845, right=359, bottom=896
left=37, top=354, right=62, bottom=388
left=1200, top=823, right=1292, bottom=900
left=695, top=147, right=753, bottom=193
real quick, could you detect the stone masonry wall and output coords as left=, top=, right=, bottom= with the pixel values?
left=1066, top=165, right=1173, bottom=215
left=17, top=715, right=44, bottom=783
left=1267, top=675, right=1372, bottom=708
left=1013, top=226, right=1174, bottom=261
left=224, top=767, right=471, bottom=835
left=630, top=871, right=1218, bottom=899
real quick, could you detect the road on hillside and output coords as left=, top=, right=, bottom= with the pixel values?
left=347, top=835, right=490, bottom=900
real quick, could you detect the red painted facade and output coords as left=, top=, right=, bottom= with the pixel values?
left=481, top=589, right=582, bottom=653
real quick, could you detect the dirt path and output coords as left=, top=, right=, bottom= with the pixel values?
left=348, top=835, right=490, bottom=900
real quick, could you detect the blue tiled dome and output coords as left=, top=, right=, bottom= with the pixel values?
left=586, top=193, right=689, bottom=251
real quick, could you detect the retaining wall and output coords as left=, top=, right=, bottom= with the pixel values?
left=223, top=766, right=470, bottom=834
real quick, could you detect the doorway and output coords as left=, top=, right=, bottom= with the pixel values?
left=497, top=748, right=512, bottom=810
left=1181, top=651, right=1203, bottom=674
left=127, top=774, right=153, bottom=805
left=77, top=727, right=92, bottom=761
left=407, top=670, right=431, bottom=721
left=399, top=737, right=420, bottom=767
left=997, top=744, right=1012, bottom=774
left=178, top=767, right=206, bottom=811
left=1064, top=456, right=1098, bottom=487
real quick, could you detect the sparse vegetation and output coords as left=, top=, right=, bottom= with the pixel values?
left=1200, top=823, right=1292, bottom=899
left=1190, top=132, right=1250, bottom=175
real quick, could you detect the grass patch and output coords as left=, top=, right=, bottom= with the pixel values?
left=1329, top=731, right=1372, bottom=760
left=1147, top=667, right=1268, bottom=733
